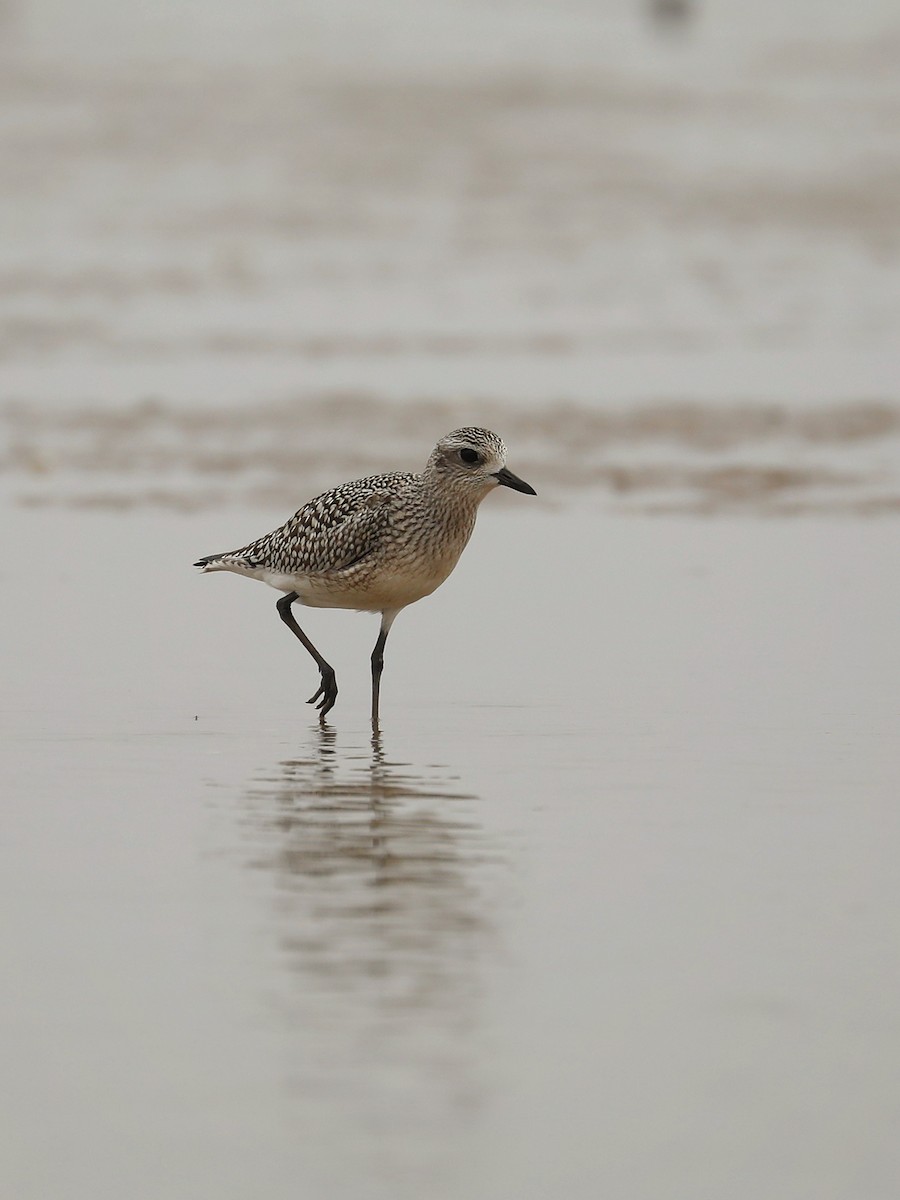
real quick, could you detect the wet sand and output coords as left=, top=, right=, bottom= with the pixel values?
left=5, top=394, right=900, bottom=516
left=2, top=21, right=898, bottom=425
left=3, top=502, right=899, bottom=1198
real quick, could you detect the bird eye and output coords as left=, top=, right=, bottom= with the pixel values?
left=459, top=448, right=481, bottom=465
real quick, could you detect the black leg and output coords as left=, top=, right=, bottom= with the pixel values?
left=276, top=592, right=338, bottom=720
left=370, top=611, right=397, bottom=728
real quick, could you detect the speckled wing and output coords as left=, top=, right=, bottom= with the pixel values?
left=234, top=471, right=415, bottom=578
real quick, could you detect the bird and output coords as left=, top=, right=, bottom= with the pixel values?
left=194, top=427, right=536, bottom=724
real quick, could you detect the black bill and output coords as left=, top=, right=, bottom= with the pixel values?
left=494, top=466, right=537, bottom=495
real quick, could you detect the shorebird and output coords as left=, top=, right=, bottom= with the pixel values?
left=194, top=427, right=535, bottom=724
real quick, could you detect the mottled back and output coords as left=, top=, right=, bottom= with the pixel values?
left=222, top=471, right=417, bottom=577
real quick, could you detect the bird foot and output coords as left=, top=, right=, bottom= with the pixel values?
left=307, top=668, right=338, bottom=719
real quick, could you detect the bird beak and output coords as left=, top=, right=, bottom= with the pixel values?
left=494, top=466, right=536, bottom=495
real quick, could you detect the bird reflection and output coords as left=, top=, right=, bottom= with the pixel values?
left=239, top=725, right=501, bottom=1039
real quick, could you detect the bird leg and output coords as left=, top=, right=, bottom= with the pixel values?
left=370, top=611, right=397, bottom=728
left=276, top=592, right=338, bottom=719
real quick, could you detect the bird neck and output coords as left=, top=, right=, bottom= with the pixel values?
left=420, top=476, right=482, bottom=541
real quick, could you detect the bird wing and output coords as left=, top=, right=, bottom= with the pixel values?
left=235, top=472, right=413, bottom=577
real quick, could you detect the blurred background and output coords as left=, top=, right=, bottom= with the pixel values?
left=3, top=7, right=900, bottom=1200
left=2, top=0, right=899, bottom=512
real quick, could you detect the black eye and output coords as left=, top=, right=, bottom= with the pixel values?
left=459, top=448, right=481, bottom=465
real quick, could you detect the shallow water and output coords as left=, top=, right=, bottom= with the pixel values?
left=3, top=504, right=899, bottom=1198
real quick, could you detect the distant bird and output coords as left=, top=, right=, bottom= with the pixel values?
left=648, top=0, right=694, bottom=29
left=194, top=428, right=536, bottom=724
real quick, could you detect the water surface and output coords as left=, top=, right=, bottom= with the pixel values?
left=3, top=506, right=898, bottom=1198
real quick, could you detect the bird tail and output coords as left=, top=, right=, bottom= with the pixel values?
left=193, top=551, right=250, bottom=573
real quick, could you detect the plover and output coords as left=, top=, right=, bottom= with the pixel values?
left=194, top=427, right=535, bottom=723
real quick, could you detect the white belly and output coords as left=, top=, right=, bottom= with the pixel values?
left=258, top=558, right=456, bottom=614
